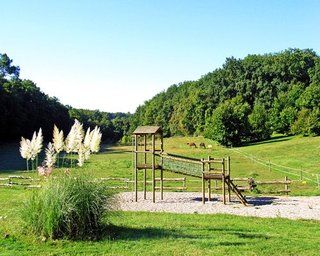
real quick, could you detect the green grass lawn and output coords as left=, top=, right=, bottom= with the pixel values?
left=1, top=208, right=320, bottom=256
left=0, top=136, right=320, bottom=255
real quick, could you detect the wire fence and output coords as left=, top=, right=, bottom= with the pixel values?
left=231, top=148, right=320, bottom=186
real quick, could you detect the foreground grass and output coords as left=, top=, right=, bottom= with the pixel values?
left=1, top=208, right=320, bottom=256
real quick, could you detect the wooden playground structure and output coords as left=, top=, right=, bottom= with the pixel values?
left=133, top=126, right=248, bottom=205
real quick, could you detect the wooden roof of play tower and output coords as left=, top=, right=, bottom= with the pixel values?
left=133, top=126, right=162, bottom=135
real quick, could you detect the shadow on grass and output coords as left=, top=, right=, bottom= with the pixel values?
left=99, top=148, right=132, bottom=154
left=241, top=135, right=294, bottom=147
left=103, top=224, right=269, bottom=244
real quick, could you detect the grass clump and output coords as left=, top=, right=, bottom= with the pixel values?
left=22, top=174, right=114, bottom=240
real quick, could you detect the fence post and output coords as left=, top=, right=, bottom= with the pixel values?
left=284, top=176, right=288, bottom=196
left=300, top=170, right=303, bottom=181
left=269, top=160, right=271, bottom=172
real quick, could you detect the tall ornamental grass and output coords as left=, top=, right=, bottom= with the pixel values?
left=22, top=175, right=115, bottom=240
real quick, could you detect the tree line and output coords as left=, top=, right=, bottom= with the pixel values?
left=2, top=49, right=320, bottom=146
left=0, top=53, right=131, bottom=143
left=131, top=48, right=320, bottom=146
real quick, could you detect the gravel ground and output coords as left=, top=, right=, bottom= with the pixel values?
left=117, top=192, right=320, bottom=220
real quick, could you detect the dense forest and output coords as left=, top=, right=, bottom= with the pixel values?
left=131, top=49, right=320, bottom=146
left=0, top=53, right=131, bottom=142
left=2, top=49, right=320, bottom=146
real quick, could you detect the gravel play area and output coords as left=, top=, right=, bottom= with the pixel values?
left=117, top=192, right=320, bottom=220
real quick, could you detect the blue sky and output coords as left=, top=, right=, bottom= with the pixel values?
left=1, top=0, right=320, bottom=113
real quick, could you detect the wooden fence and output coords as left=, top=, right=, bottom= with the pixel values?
left=0, top=176, right=41, bottom=188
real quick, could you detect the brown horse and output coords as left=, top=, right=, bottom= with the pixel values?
left=199, top=142, right=206, bottom=149
left=187, top=142, right=197, bottom=148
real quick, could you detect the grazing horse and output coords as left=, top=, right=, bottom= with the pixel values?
left=199, top=142, right=206, bottom=149
left=187, top=142, right=197, bottom=148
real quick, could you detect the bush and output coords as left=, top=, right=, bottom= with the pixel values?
left=120, top=135, right=132, bottom=145
left=22, top=175, right=114, bottom=240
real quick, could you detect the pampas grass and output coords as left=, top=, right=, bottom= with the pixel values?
left=53, top=125, right=64, bottom=167
left=22, top=175, right=115, bottom=240
left=44, top=142, right=56, bottom=168
left=20, top=128, right=43, bottom=170
left=19, top=120, right=102, bottom=170
left=90, top=126, right=102, bottom=153
left=20, top=137, right=32, bottom=171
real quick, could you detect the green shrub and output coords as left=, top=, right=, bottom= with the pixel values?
left=22, top=175, right=114, bottom=240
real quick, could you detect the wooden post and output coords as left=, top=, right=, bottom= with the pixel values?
left=227, top=156, right=231, bottom=202
left=202, top=159, right=205, bottom=204
left=143, top=135, right=147, bottom=200
left=160, top=135, right=164, bottom=200
left=208, top=179, right=211, bottom=201
left=269, top=160, right=271, bottom=172
left=134, top=134, right=138, bottom=202
left=284, top=176, right=288, bottom=195
left=222, top=159, right=226, bottom=204
left=207, top=156, right=211, bottom=201
left=152, top=134, right=156, bottom=203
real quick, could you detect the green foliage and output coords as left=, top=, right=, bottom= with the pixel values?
left=69, top=108, right=131, bottom=142
left=248, top=103, right=272, bottom=141
left=0, top=75, right=71, bottom=141
left=120, top=134, right=132, bottom=145
left=297, top=82, right=320, bottom=109
left=204, top=97, right=250, bottom=146
left=22, top=175, right=114, bottom=240
left=291, top=108, right=320, bottom=136
left=132, top=48, right=320, bottom=145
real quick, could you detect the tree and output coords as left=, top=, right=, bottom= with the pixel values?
left=248, top=104, right=272, bottom=141
left=291, top=108, right=320, bottom=136
left=0, top=53, right=20, bottom=79
left=204, top=96, right=251, bottom=146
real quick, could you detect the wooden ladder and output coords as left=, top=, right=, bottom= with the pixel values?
left=225, top=178, right=248, bottom=206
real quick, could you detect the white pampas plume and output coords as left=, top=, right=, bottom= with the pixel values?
left=83, top=127, right=92, bottom=148
left=44, top=142, right=56, bottom=168
left=30, top=128, right=43, bottom=160
left=65, top=119, right=84, bottom=153
left=77, top=144, right=85, bottom=167
left=52, top=125, right=64, bottom=153
left=90, top=126, right=102, bottom=153
left=20, top=137, right=32, bottom=160
left=65, top=121, right=78, bottom=153
left=74, top=120, right=84, bottom=152
left=83, top=128, right=92, bottom=160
